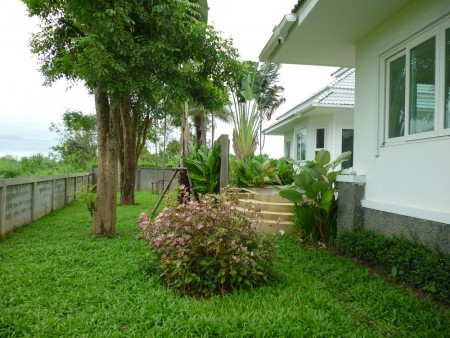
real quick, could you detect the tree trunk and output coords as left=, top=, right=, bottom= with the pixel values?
left=92, top=86, right=120, bottom=236
left=193, top=109, right=207, bottom=150
left=119, top=94, right=136, bottom=205
left=178, top=102, right=192, bottom=203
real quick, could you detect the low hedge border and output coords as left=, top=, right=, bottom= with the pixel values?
left=337, top=230, right=450, bottom=303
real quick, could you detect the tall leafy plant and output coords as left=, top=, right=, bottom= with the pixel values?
left=230, top=62, right=285, bottom=160
left=279, top=150, right=351, bottom=243
left=185, top=142, right=221, bottom=195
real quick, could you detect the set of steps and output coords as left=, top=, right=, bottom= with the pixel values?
left=236, top=190, right=295, bottom=234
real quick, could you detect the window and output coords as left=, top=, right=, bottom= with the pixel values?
left=445, top=28, right=450, bottom=129
left=341, top=129, right=354, bottom=169
left=409, top=37, right=435, bottom=134
left=285, top=140, right=291, bottom=158
left=315, top=128, right=325, bottom=153
left=384, top=19, right=450, bottom=142
left=296, top=129, right=307, bottom=161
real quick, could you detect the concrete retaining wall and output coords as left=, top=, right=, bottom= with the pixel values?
left=0, top=173, right=93, bottom=237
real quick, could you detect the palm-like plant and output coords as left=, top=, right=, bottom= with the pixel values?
left=230, top=62, right=285, bottom=160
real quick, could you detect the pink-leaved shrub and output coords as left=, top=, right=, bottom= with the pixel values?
left=138, top=193, right=275, bottom=297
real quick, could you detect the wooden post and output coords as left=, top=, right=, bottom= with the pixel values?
left=218, top=134, right=230, bottom=188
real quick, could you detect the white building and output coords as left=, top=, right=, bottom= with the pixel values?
left=265, top=67, right=354, bottom=168
left=260, top=0, right=450, bottom=253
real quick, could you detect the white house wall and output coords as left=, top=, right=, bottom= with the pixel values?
left=355, top=0, right=450, bottom=223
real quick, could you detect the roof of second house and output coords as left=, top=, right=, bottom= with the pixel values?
left=264, top=68, right=355, bottom=135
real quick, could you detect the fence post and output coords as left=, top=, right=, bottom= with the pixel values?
left=218, top=134, right=230, bottom=188
left=0, top=184, right=6, bottom=236
left=31, top=181, right=37, bottom=221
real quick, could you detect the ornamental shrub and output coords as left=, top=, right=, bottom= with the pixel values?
left=138, top=193, right=275, bottom=298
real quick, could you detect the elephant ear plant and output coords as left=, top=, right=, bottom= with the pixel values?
left=279, top=150, right=351, bottom=243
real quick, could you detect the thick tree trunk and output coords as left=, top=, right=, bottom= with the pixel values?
left=92, top=86, right=120, bottom=236
left=119, top=94, right=136, bottom=205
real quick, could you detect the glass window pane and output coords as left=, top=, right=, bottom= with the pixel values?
left=409, top=37, right=435, bottom=134
left=341, top=129, right=354, bottom=169
left=388, top=55, right=406, bottom=138
left=445, top=28, right=450, bottom=129
left=296, top=130, right=307, bottom=161
left=286, top=141, right=291, bottom=158
left=316, top=128, right=325, bottom=148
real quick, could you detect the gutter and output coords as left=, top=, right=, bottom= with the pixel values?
left=259, top=13, right=297, bottom=62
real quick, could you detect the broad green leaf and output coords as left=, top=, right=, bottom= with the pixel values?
left=315, top=150, right=331, bottom=166
left=319, top=189, right=335, bottom=212
left=294, top=171, right=313, bottom=189
left=332, top=151, right=352, bottom=169
left=279, top=188, right=304, bottom=203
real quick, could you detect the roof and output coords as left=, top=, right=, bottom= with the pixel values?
left=259, top=0, right=412, bottom=66
left=264, top=68, right=355, bottom=135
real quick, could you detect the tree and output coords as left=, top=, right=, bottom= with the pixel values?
left=23, top=0, right=210, bottom=236
left=50, top=110, right=97, bottom=171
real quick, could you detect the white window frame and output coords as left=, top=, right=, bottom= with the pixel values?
left=382, top=17, right=450, bottom=144
left=296, top=129, right=307, bottom=161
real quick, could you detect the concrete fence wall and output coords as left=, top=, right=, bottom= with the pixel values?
left=0, top=173, right=93, bottom=237
left=92, top=166, right=180, bottom=193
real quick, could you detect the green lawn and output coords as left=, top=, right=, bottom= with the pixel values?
left=1, top=192, right=449, bottom=337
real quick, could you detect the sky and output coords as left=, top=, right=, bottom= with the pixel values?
left=0, top=0, right=337, bottom=159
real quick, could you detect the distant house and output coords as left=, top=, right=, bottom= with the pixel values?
left=260, top=0, right=450, bottom=253
left=264, top=67, right=354, bottom=169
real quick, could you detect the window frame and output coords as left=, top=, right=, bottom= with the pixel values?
left=382, top=17, right=450, bottom=144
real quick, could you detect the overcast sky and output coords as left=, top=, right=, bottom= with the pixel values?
left=0, top=0, right=337, bottom=158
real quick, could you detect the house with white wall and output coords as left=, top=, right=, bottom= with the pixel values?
left=260, top=0, right=450, bottom=253
left=265, top=67, right=354, bottom=168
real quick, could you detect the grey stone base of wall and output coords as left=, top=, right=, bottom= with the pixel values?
left=337, top=182, right=365, bottom=231
left=337, top=178, right=450, bottom=254
left=364, top=209, right=450, bottom=254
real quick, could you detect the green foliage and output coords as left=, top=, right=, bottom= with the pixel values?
left=75, top=184, right=96, bottom=217
left=273, top=157, right=295, bottom=185
left=0, top=155, right=23, bottom=178
left=138, top=193, right=275, bottom=297
left=279, top=150, right=351, bottom=243
left=0, top=154, right=85, bottom=178
left=1, top=193, right=449, bottom=336
left=337, top=230, right=450, bottom=303
left=230, top=154, right=276, bottom=188
left=50, top=110, right=97, bottom=171
left=185, top=142, right=221, bottom=195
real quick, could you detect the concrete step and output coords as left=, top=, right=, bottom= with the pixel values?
left=237, top=198, right=293, bottom=213
left=236, top=206, right=292, bottom=222
left=250, top=193, right=292, bottom=204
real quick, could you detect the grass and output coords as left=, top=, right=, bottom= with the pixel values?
left=1, top=192, right=449, bottom=337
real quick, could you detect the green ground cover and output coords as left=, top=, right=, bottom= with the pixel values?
left=1, top=192, right=449, bottom=337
